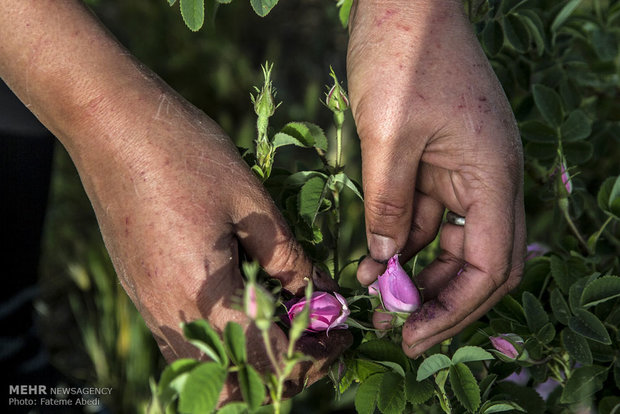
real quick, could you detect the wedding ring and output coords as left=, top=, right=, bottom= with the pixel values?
left=446, top=211, right=466, bottom=226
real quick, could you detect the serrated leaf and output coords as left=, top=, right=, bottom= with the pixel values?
left=520, top=120, right=558, bottom=143
left=178, top=362, right=227, bottom=414
left=417, top=354, right=452, bottom=381
left=536, top=322, right=556, bottom=344
left=180, top=0, right=205, bottom=31
left=569, top=277, right=589, bottom=313
left=354, top=373, right=383, bottom=414
left=522, top=291, right=548, bottom=334
left=480, top=401, right=526, bottom=413
left=224, top=322, right=246, bottom=365
left=182, top=320, right=228, bottom=366
left=503, top=15, right=531, bottom=53
left=550, top=289, right=571, bottom=325
left=297, top=176, right=328, bottom=226
left=561, top=328, right=593, bottom=365
left=550, top=255, right=586, bottom=294
left=238, top=365, right=265, bottom=411
left=356, top=359, right=389, bottom=382
left=273, top=122, right=327, bottom=151
left=560, top=365, right=607, bottom=404
left=561, top=110, right=591, bottom=142
left=405, top=371, right=434, bottom=405
left=250, top=0, right=279, bottom=17
left=581, top=275, right=620, bottom=307
left=532, top=84, right=564, bottom=128
left=551, top=0, right=582, bottom=33
left=449, top=363, right=481, bottom=413
left=378, top=372, right=406, bottom=414
left=569, top=308, right=612, bottom=344
left=451, top=346, right=494, bottom=364
left=482, top=20, right=504, bottom=56
left=493, top=295, right=527, bottom=325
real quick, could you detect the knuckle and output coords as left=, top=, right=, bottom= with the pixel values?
left=365, top=195, right=409, bottom=224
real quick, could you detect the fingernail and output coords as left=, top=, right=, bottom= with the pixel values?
left=369, top=234, right=397, bottom=263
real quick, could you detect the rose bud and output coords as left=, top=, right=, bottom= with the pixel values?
left=560, top=159, right=573, bottom=195
left=490, top=334, right=528, bottom=361
left=371, top=255, right=421, bottom=314
left=287, top=291, right=350, bottom=334
left=244, top=282, right=275, bottom=331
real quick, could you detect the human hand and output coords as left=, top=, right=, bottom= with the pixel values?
left=0, top=0, right=350, bottom=402
left=347, top=0, right=526, bottom=358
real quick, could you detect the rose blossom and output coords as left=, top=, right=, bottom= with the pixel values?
left=369, top=254, right=421, bottom=314
left=287, top=291, right=350, bottom=334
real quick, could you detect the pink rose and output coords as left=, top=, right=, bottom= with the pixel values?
left=369, top=255, right=421, bottom=314
left=287, top=291, right=350, bottom=334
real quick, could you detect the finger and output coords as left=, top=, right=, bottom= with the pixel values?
left=285, top=330, right=353, bottom=397
left=360, top=130, right=423, bottom=262
left=356, top=192, right=443, bottom=286
left=402, top=198, right=517, bottom=351
left=231, top=179, right=313, bottom=295
left=403, top=264, right=522, bottom=358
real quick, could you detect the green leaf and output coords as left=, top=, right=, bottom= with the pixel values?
left=520, top=120, right=557, bottom=143
left=249, top=0, right=279, bottom=17
left=338, top=0, right=353, bottom=28
left=503, top=15, right=531, bottom=53
left=223, top=322, right=246, bottom=365
left=516, top=10, right=546, bottom=56
left=354, top=373, right=383, bottom=414
left=182, top=320, right=228, bottom=366
left=273, top=122, right=327, bottom=151
left=569, top=308, right=612, bottom=344
left=569, top=276, right=589, bottom=313
left=355, top=359, right=389, bottom=382
left=180, top=0, right=205, bottom=31
left=178, top=362, right=227, bottom=414
left=532, top=84, right=564, bottom=127
left=405, top=371, right=434, bottom=405
left=560, top=365, right=607, bottom=404
left=598, top=176, right=620, bottom=218
left=592, top=29, right=619, bottom=62
left=561, top=328, right=593, bottom=365
left=551, top=0, right=582, bottom=33
left=482, top=20, right=504, bottom=56
left=357, top=339, right=409, bottom=373
left=378, top=372, right=406, bottom=414
left=550, top=288, right=571, bottom=325
left=218, top=402, right=249, bottom=414
left=536, top=322, right=556, bottom=344
left=168, top=0, right=177, bottom=5
left=451, top=346, right=494, bottom=364
left=561, top=110, right=591, bottom=142
left=550, top=255, right=586, bottom=294
left=297, top=176, right=328, bottom=226
left=581, top=275, right=620, bottom=308
left=525, top=142, right=556, bottom=160
left=522, top=291, right=548, bottom=334
left=493, top=383, right=545, bottom=414
left=493, top=295, right=527, bottom=326
left=417, top=354, right=452, bottom=381
left=332, top=172, right=364, bottom=200
left=449, top=363, right=481, bottom=413
left=157, top=359, right=200, bottom=408
left=480, top=401, right=526, bottom=413
left=565, top=141, right=593, bottom=164
left=238, top=365, right=265, bottom=411
left=599, top=396, right=620, bottom=414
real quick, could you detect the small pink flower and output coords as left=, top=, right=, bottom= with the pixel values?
left=490, top=334, right=524, bottom=359
left=245, top=285, right=258, bottom=319
left=370, top=255, right=421, bottom=314
left=287, top=292, right=350, bottom=334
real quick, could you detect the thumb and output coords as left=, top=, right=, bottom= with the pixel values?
left=231, top=181, right=312, bottom=295
left=360, top=134, right=420, bottom=262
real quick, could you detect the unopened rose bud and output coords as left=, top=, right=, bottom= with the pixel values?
left=251, top=63, right=278, bottom=119
left=560, top=159, right=573, bottom=195
left=244, top=281, right=275, bottom=331
left=325, top=68, right=349, bottom=115
left=287, top=291, right=350, bottom=334
left=490, top=334, right=528, bottom=361
left=370, top=255, right=422, bottom=314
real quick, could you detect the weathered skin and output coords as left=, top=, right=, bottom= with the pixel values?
left=0, top=0, right=350, bottom=402
left=347, top=0, right=526, bottom=358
